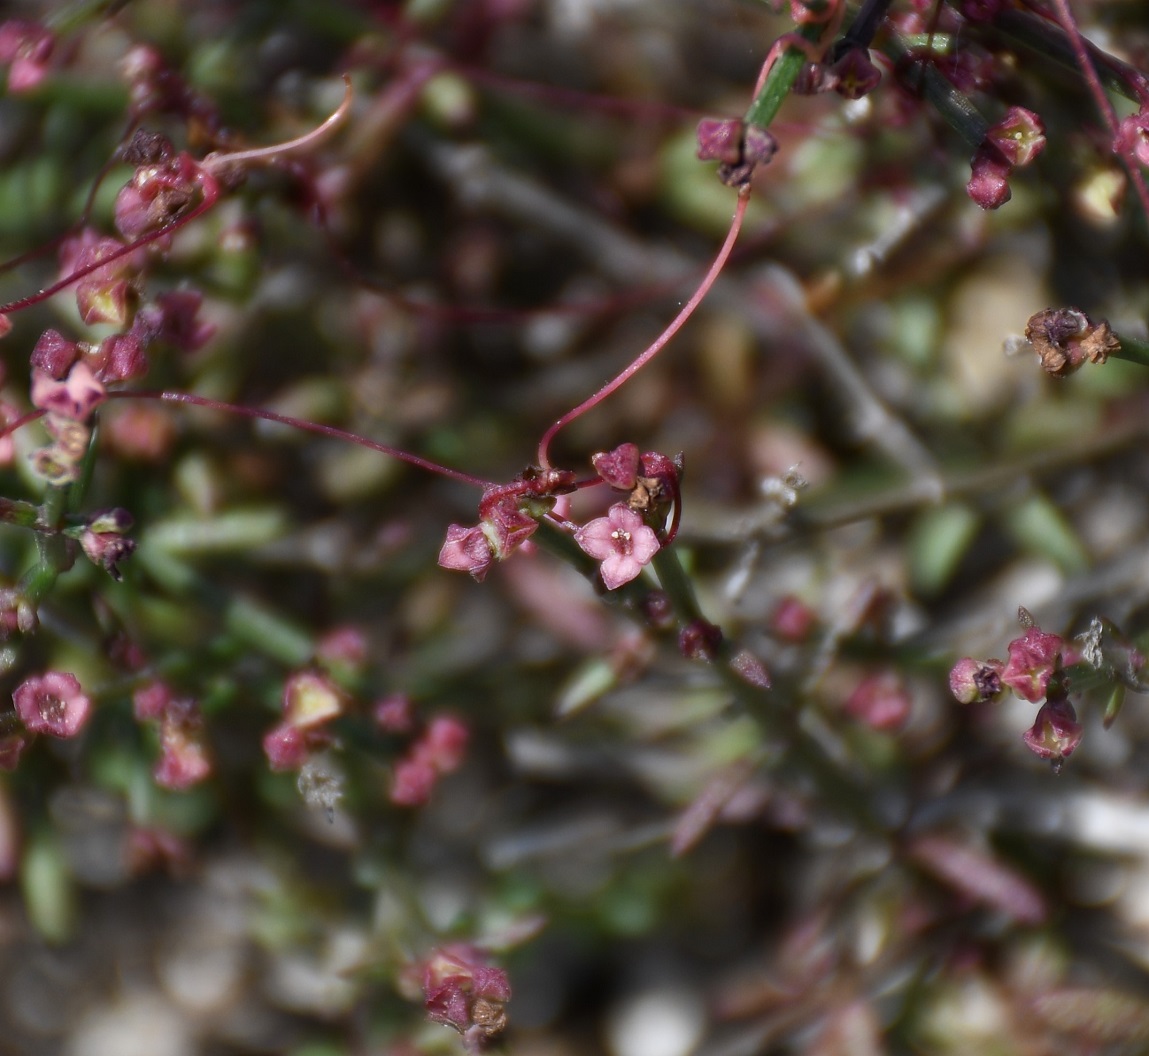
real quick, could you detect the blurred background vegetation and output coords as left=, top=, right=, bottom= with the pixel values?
left=2, top=0, right=1149, bottom=1053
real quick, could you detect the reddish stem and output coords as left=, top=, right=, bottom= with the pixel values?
left=537, top=190, right=750, bottom=469
left=112, top=390, right=492, bottom=490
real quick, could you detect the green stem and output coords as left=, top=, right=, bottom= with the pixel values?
left=743, top=20, right=829, bottom=130
left=1112, top=332, right=1149, bottom=368
left=879, top=30, right=988, bottom=148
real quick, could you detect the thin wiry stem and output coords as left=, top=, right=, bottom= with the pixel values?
left=536, top=191, right=750, bottom=469
left=116, top=391, right=492, bottom=490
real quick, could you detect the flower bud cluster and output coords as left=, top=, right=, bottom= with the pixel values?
left=948, top=611, right=1149, bottom=769
left=967, top=107, right=1046, bottom=209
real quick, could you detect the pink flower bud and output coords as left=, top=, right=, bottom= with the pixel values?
left=591, top=442, right=641, bottom=490
left=949, top=657, right=1003, bottom=704
left=438, top=523, right=495, bottom=581
left=30, top=329, right=79, bottom=379
left=1022, top=694, right=1083, bottom=765
left=967, top=144, right=1013, bottom=209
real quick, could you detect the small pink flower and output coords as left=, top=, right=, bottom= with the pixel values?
left=13, top=671, right=91, bottom=738
left=30, top=361, right=106, bottom=421
left=574, top=503, right=660, bottom=590
left=987, top=107, right=1046, bottom=168
left=1001, top=626, right=1063, bottom=703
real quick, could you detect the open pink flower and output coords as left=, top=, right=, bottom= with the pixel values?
left=574, top=504, right=660, bottom=590
left=13, top=671, right=91, bottom=738
left=30, top=361, right=106, bottom=422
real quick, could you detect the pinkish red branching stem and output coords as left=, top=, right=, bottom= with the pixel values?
left=1048, top=0, right=1149, bottom=224
left=201, top=75, right=353, bottom=172
left=106, top=391, right=491, bottom=489
left=537, top=190, right=750, bottom=469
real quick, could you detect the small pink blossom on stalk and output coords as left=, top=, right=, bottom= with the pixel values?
left=1022, top=693, right=1083, bottom=767
left=13, top=671, right=92, bottom=738
left=574, top=503, right=660, bottom=590
left=1001, top=626, right=1063, bottom=702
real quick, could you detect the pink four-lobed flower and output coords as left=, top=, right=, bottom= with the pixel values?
left=574, top=503, right=660, bottom=590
